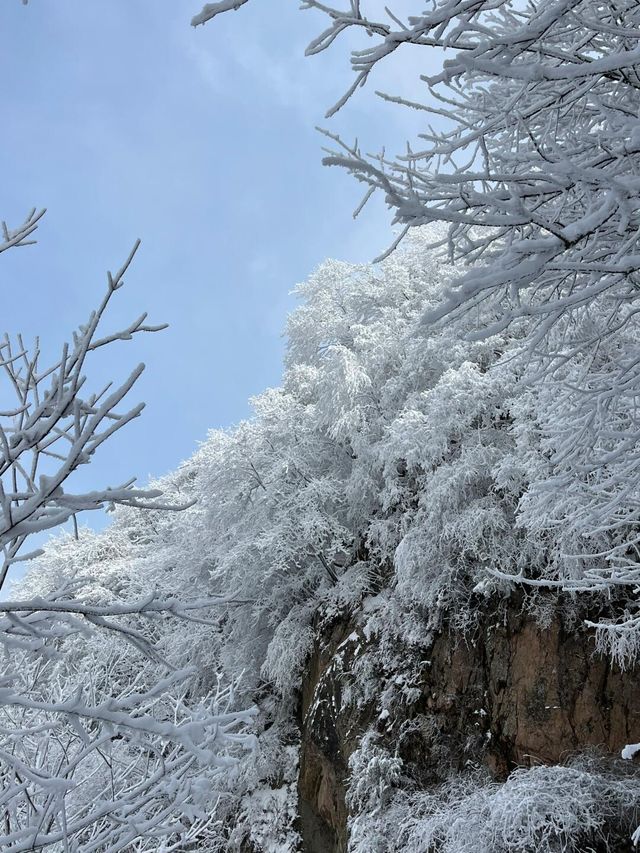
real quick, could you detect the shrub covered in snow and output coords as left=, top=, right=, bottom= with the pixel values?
left=348, top=744, right=640, bottom=853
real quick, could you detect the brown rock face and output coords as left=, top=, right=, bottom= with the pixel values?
left=297, top=598, right=640, bottom=852
left=298, top=619, right=366, bottom=853
left=484, top=612, right=638, bottom=773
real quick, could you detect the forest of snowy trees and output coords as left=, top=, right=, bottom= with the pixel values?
left=2, top=0, right=640, bottom=850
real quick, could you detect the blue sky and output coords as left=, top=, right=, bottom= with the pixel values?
left=1, top=1, right=432, bottom=583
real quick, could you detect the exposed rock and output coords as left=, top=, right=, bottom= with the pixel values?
left=297, top=596, right=640, bottom=852
left=298, top=619, right=363, bottom=853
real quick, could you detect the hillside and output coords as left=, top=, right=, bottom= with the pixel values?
left=8, top=229, right=640, bottom=851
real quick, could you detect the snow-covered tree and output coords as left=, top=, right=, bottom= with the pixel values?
left=6, top=230, right=523, bottom=846
left=0, top=237, right=179, bottom=590
left=5, top=4, right=638, bottom=848
left=0, top=218, right=255, bottom=851
left=195, top=0, right=640, bottom=325
left=195, top=0, right=640, bottom=653
left=14, top=225, right=639, bottom=849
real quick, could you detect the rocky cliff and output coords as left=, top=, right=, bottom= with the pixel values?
left=297, top=594, right=640, bottom=852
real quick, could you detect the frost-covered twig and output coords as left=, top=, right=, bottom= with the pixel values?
left=191, top=0, right=250, bottom=28
left=0, top=209, right=45, bottom=254
left=0, top=240, right=192, bottom=592
left=0, top=221, right=255, bottom=849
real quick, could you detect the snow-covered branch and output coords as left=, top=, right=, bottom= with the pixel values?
left=0, top=222, right=255, bottom=849
left=0, top=208, right=45, bottom=254
left=0, top=240, right=193, bottom=592
left=191, top=0, right=250, bottom=28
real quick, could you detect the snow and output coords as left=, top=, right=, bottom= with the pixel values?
left=6, top=0, right=640, bottom=846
